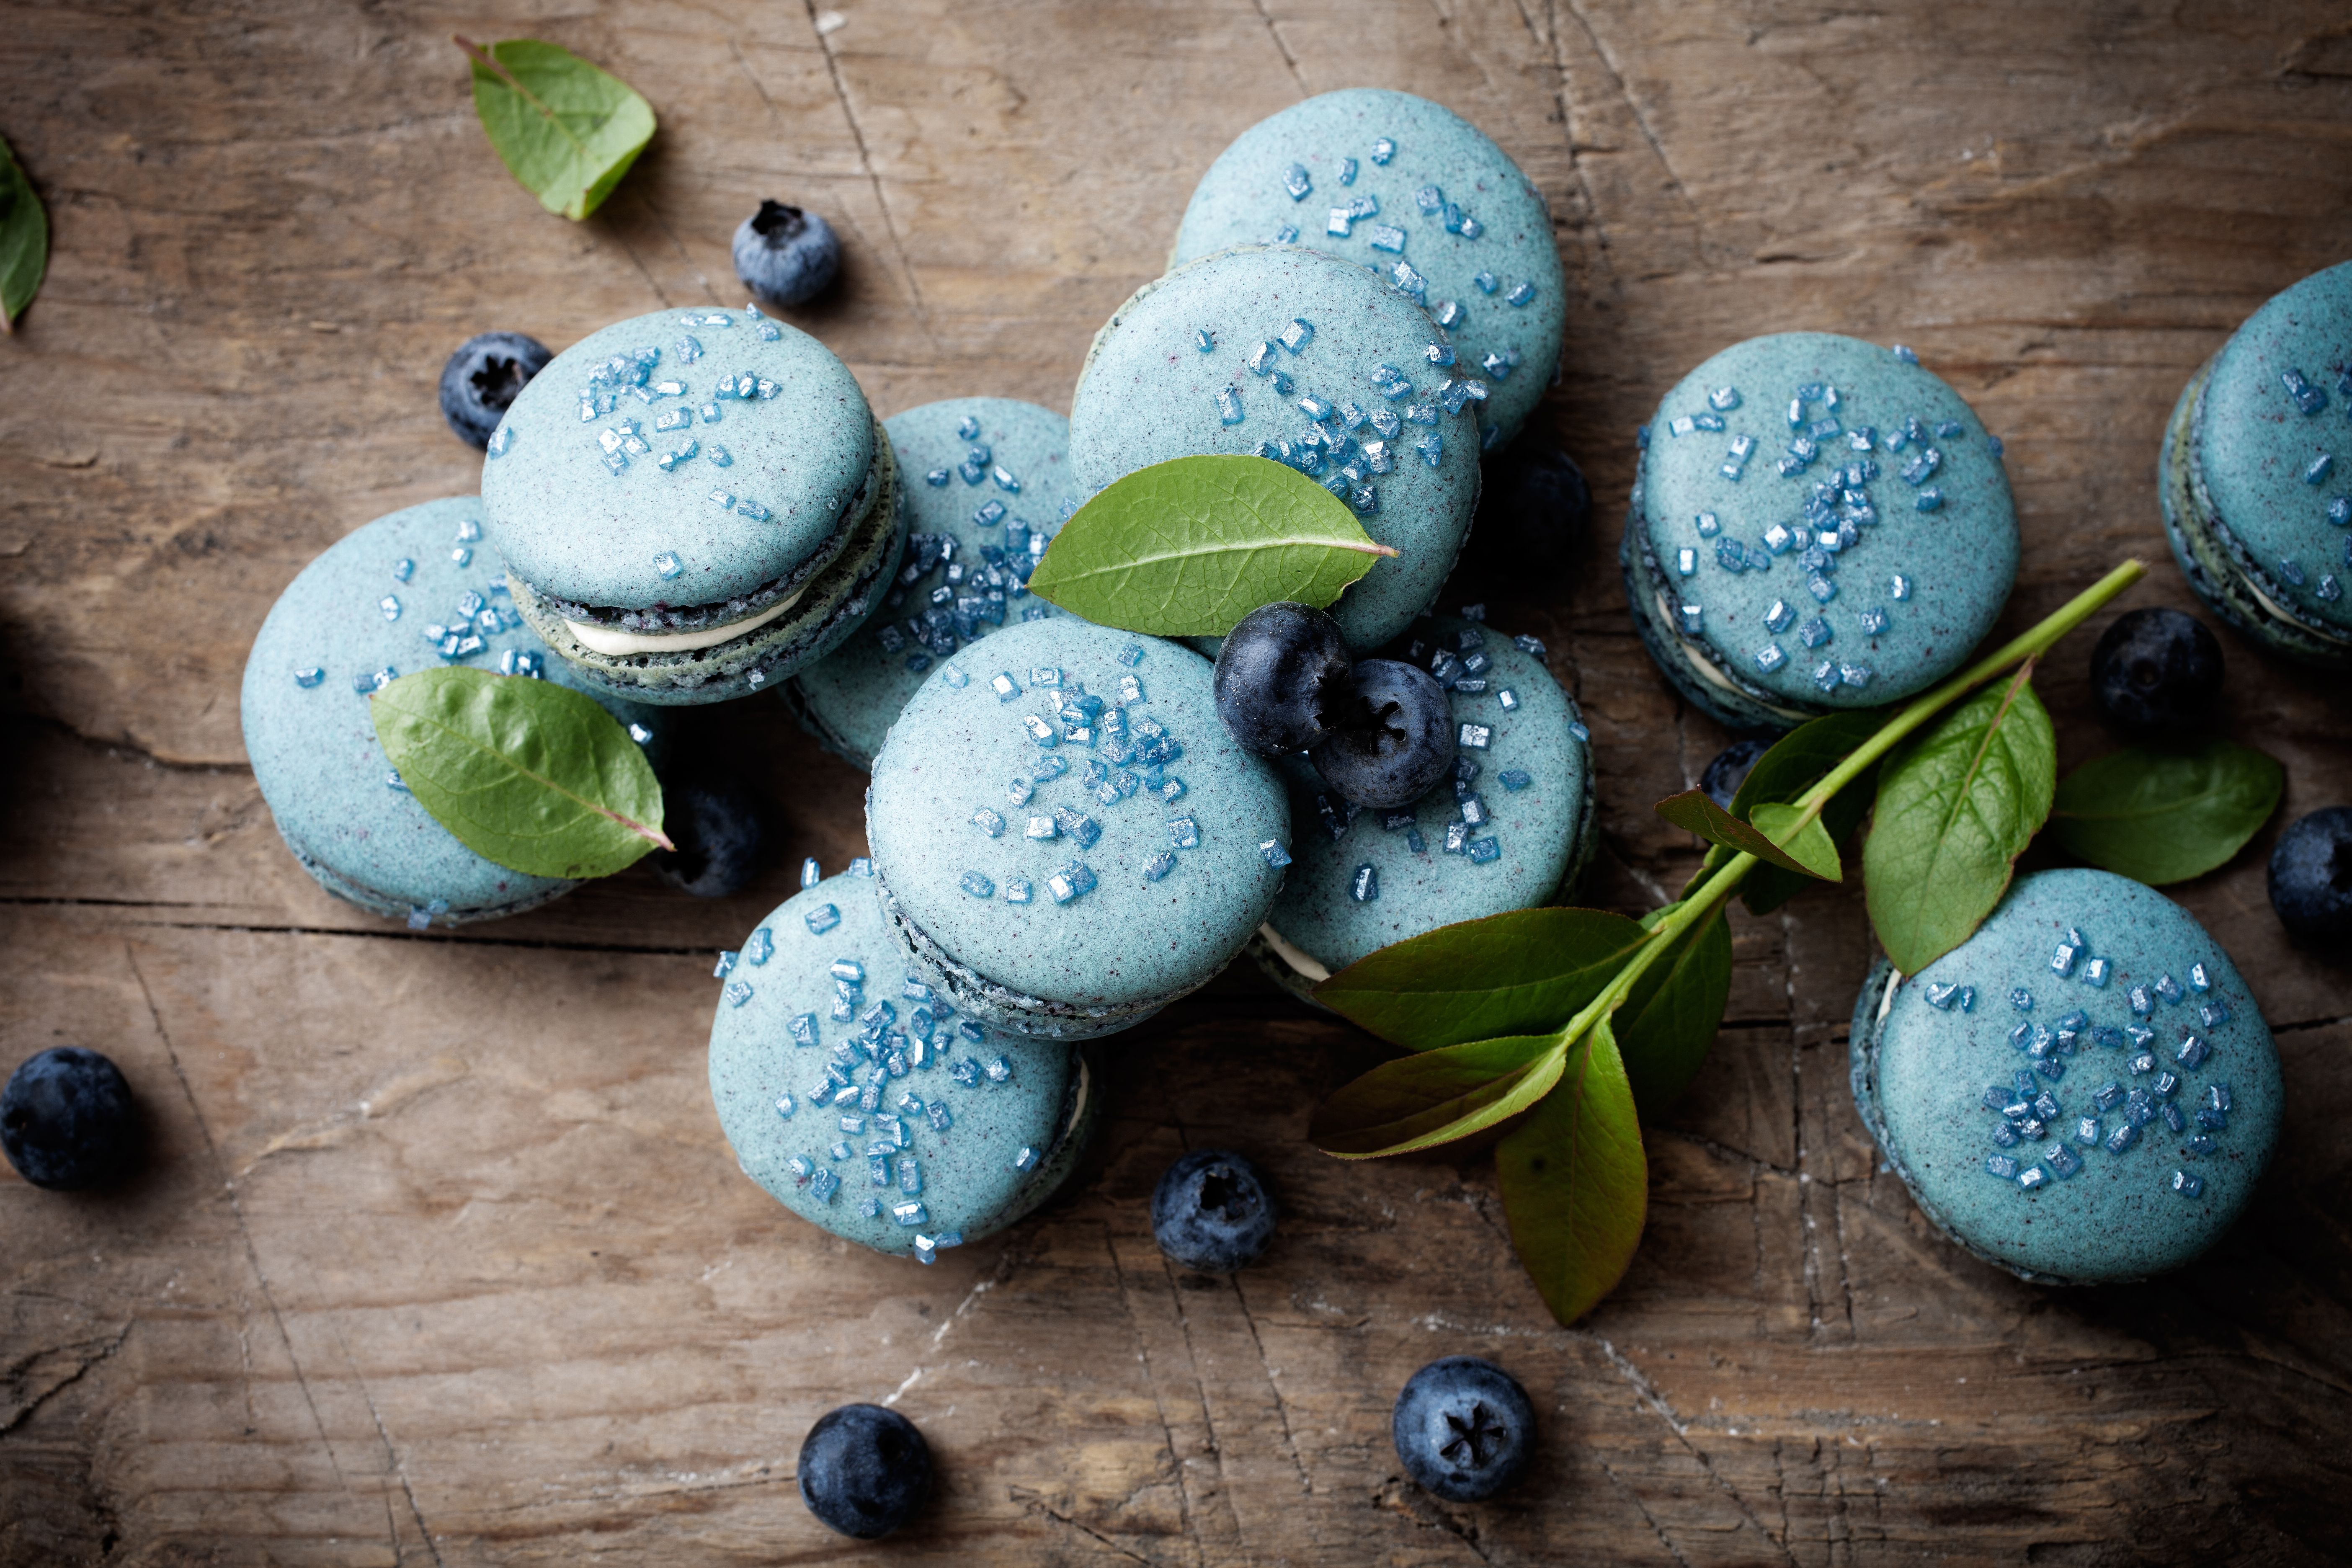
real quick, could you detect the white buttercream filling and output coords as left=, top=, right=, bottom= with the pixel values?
left=1877, top=967, right=1903, bottom=1025
left=565, top=585, right=805, bottom=657
left=1654, top=586, right=1813, bottom=720
left=1259, top=923, right=1331, bottom=985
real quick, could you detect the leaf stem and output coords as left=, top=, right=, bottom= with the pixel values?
left=1555, top=557, right=2148, bottom=1056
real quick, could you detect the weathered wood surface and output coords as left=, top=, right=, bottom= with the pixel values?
left=3, top=1, right=2351, bottom=1561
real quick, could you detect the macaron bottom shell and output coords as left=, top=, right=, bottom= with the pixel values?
left=509, top=423, right=905, bottom=705
left=285, top=834, right=577, bottom=929
left=1619, top=514, right=1818, bottom=734
left=2160, top=356, right=2352, bottom=672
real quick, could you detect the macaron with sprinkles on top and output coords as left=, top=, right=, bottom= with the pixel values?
left=1171, top=88, right=1565, bottom=452
left=866, top=617, right=1291, bottom=1043
left=707, top=866, right=1096, bottom=1261
left=2160, top=259, right=2352, bottom=671
left=1620, top=332, right=2019, bottom=733
left=1851, top=869, right=2281, bottom=1285
left=481, top=304, right=904, bottom=704
left=787, top=398, right=1077, bottom=768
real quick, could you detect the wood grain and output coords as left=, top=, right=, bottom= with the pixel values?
left=3, top=1, right=2350, bottom=1562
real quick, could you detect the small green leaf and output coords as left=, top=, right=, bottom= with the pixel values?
left=1315, top=906, right=1651, bottom=1051
left=1863, top=665, right=2055, bottom=974
left=2052, top=740, right=2283, bottom=885
left=1750, top=802, right=1841, bottom=881
left=1616, top=903, right=1732, bottom=1118
left=1026, top=455, right=1397, bottom=636
left=1656, top=789, right=1836, bottom=881
left=371, top=666, right=669, bottom=879
left=1496, top=1015, right=1648, bottom=1327
left=0, top=134, right=49, bottom=332
left=1311, top=1034, right=1564, bottom=1159
left=458, top=36, right=656, bottom=221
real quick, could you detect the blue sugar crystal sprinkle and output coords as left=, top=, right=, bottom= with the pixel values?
left=788, top=1013, right=819, bottom=1049
left=1467, top=836, right=1501, bottom=864
left=2306, top=453, right=2334, bottom=485
left=1168, top=816, right=1200, bottom=849
left=2073, top=1116, right=2101, bottom=1147
left=1506, top=281, right=1537, bottom=307
left=1279, top=318, right=1315, bottom=353
left=1282, top=162, right=1312, bottom=201
left=2199, top=998, right=2231, bottom=1028
left=2153, top=1069, right=2181, bottom=1099
left=2172, top=1169, right=2203, bottom=1197
left=1047, top=861, right=1098, bottom=903
left=2156, top=973, right=2184, bottom=1005
left=1003, top=877, right=1032, bottom=904
left=1260, top=839, right=1292, bottom=870
left=1754, top=643, right=1787, bottom=673
left=2083, top=956, right=2111, bottom=988
left=2018, top=1165, right=2048, bottom=1191
left=2162, top=1102, right=2186, bottom=1133
left=2129, top=983, right=2153, bottom=1017
left=1798, top=616, right=1833, bottom=649
left=1986, top=1153, right=2020, bottom=1180
left=1216, top=386, right=1245, bottom=426
left=294, top=666, right=325, bottom=689
left=2175, top=1035, right=2210, bottom=1070
left=958, top=871, right=993, bottom=900
left=805, top=903, right=841, bottom=934
left=2188, top=962, right=2212, bottom=993
left=724, top=980, right=753, bottom=1008
left=712, top=950, right=738, bottom=979
left=744, top=927, right=776, bottom=966
left=2045, top=1144, right=2081, bottom=1179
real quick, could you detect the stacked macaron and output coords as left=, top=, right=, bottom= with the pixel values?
left=241, top=498, right=664, bottom=928
left=1621, top=332, right=2020, bottom=732
left=481, top=304, right=904, bottom=704
left=2160, top=260, right=2352, bottom=671
left=788, top=398, right=1078, bottom=767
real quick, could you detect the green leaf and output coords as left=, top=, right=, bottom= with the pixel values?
left=1616, top=903, right=1732, bottom=1118
left=459, top=36, right=656, bottom=221
left=0, top=133, right=49, bottom=332
left=1726, top=710, right=1883, bottom=913
left=1863, top=665, right=2055, bottom=973
left=370, top=666, right=670, bottom=879
left=1310, top=1034, right=1564, bottom=1159
left=1656, top=789, right=1838, bottom=881
left=1315, top=906, right=1650, bottom=1051
left=1026, top=455, right=1398, bottom=636
left=1749, top=802, right=1841, bottom=881
left=2051, top=740, right=2283, bottom=886
left=1496, top=1016, right=1648, bottom=1327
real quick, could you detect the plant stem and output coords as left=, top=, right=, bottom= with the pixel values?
left=1551, top=557, right=2149, bottom=1055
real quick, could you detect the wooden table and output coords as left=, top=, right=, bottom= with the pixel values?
left=4, top=2, right=2349, bottom=1561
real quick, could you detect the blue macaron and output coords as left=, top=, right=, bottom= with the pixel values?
left=1622, top=333, right=2019, bottom=732
left=1254, top=616, right=1594, bottom=999
left=867, top=617, right=1291, bottom=1041
left=482, top=304, right=904, bottom=704
left=2161, top=260, right=2352, bottom=670
left=707, top=870, right=1096, bottom=1260
left=1171, top=88, right=1564, bottom=451
left=1850, top=869, right=2281, bottom=1285
left=240, top=498, right=663, bottom=928
left=1069, top=244, right=1483, bottom=652
left=787, top=398, right=1078, bottom=768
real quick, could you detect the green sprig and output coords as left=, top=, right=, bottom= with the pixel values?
left=1311, top=558, right=2150, bottom=1328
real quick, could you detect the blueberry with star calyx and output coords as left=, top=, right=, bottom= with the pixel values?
left=1391, top=1357, right=1535, bottom=1502
left=1213, top=601, right=1355, bottom=755
left=1700, top=738, right=1770, bottom=810
left=1151, top=1149, right=1277, bottom=1274
left=1309, top=659, right=1452, bottom=809
left=798, top=1403, right=932, bottom=1538
left=734, top=200, right=841, bottom=307
left=1, top=1047, right=139, bottom=1191
left=1469, top=442, right=1592, bottom=573
left=2269, top=806, right=2352, bottom=942
left=652, top=777, right=769, bottom=899
left=438, top=331, right=550, bottom=449
left=2089, top=607, right=2223, bottom=740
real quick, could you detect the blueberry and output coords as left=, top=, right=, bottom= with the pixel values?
left=438, top=331, right=550, bottom=449
left=652, top=777, right=769, bottom=898
left=2, top=1047, right=139, bottom=1191
left=1150, top=1149, right=1277, bottom=1274
left=1391, top=1357, right=1535, bottom=1502
left=1468, top=442, right=1591, bottom=572
left=2089, top=607, right=2223, bottom=739
left=1700, top=738, right=1770, bottom=810
left=1309, top=658, right=1453, bottom=809
left=2269, top=806, right=2352, bottom=941
left=734, top=200, right=841, bottom=308
left=797, top=1403, right=931, bottom=1538
left=1213, top=602, right=1354, bottom=754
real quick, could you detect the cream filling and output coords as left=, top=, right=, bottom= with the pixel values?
left=1259, top=923, right=1331, bottom=985
left=1877, top=967, right=1903, bottom=1026
left=1654, top=587, right=1814, bottom=720
left=565, top=585, right=805, bottom=657
left=2242, top=572, right=2352, bottom=649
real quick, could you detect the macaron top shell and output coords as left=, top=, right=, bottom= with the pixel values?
left=791, top=398, right=1077, bottom=766
left=707, top=872, right=1083, bottom=1254
left=1266, top=619, right=1589, bottom=977
left=1638, top=332, right=2018, bottom=709
left=867, top=618, right=1289, bottom=1011
left=239, top=498, right=658, bottom=916
left=2194, top=260, right=2352, bottom=633
left=1172, top=88, right=1563, bottom=447
left=481, top=307, right=876, bottom=612
left=1069, top=244, right=1482, bottom=652
left=1867, top=869, right=2280, bottom=1284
